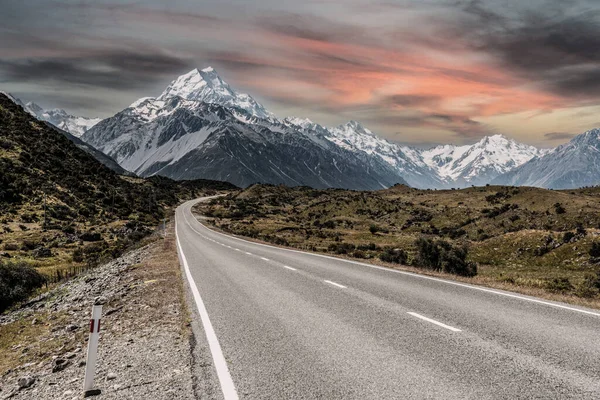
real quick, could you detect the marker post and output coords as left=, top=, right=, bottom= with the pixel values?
left=83, top=305, right=102, bottom=397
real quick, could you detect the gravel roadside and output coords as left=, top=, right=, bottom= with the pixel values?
left=0, top=225, right=198, bottom=399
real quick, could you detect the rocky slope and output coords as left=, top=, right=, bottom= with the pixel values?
left=0, top=236, right=199, bottom=400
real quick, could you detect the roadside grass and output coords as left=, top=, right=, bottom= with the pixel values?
left=0, top=311, right=83, bottom=376
left=193, top=184, right=600, bottom=308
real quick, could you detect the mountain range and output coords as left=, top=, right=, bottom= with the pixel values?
left=7, top=68, right=600, bottom=189
left=4, top=94, right=101, bottom=137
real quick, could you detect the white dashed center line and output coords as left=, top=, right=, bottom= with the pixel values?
left=407, top=312, right=461, bottom=332
left=324, top=280, right=347, bottom=289
left=246, top=252, right=252, bottom=255
left=260, top=257, right=270, bottom=261
left=283, top=266, right=297, bottom=271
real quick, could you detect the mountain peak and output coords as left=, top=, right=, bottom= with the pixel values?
left=338, top=120, right=374, bottom=136
left=156, top=67, right=274, bottom=120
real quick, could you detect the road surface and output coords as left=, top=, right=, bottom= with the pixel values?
left=175, top=198, right=600, bottom=399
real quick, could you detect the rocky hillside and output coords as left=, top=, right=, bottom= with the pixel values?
left=0, top=93, right=236, bottom=309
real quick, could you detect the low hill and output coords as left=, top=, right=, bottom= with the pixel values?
left=195, top=183, right=600, bottom=303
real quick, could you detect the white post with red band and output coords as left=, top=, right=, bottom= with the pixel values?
left=83, top=305, right=102, bottom=394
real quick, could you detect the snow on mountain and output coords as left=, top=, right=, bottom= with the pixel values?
left=493, top=129, right=600, bottom=189
left=1, top=94, right=101, bottom=137
left=421, top=134, right=545, bottom=187
left=83, top=96, right=406, bottom=189
left=157, top=67, right=275, bottom=120
left=35, top=108, right=101, bottom=138
left=323, top=121, right=444, bottom=188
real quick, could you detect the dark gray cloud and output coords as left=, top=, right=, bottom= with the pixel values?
left=0, top=50, right=192, bottom=90
left=460, top=0, right=600, bottom=98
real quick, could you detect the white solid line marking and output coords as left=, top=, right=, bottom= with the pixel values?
left=407, top=312, right=462, bottom=332
left=325, top=280, right=347, bottom=289
left=260, top=257, right=270, bottom=261
left=182, top=207, right=600, bottom=318
left=283, top=265, right=297, bottom=271
left=175, top=219, right=239, bottom=400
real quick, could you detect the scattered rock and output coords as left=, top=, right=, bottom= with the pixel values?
left=106, top=372, right=117, bottom=381
left=65, top=324, right=79, bottom=333
left=94, top=296, right=108, bottom=306
left=17, top=376, right=35, bottom=389
left=51, top=358, right=70, bottom=373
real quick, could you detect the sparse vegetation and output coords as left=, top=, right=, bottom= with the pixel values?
left=194, top=183, right=600, bottom=304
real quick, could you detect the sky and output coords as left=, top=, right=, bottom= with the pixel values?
left=2, top=0, right=600, bottom=147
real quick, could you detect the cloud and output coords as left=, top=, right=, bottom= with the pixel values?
left=543, top=131, right=577, bottom=141
left=461, top=1, right=600, bottom=99
left=0, top=50, right=192, bottom=90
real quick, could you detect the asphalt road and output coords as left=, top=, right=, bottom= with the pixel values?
left=176, top=198, right=600, bottom=399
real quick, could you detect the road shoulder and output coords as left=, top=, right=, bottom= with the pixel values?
left=0, top=224, right=196, bottom=399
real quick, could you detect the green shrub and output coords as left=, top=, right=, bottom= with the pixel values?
left=546, top=277, right=574, bottom=293
left=328, top=242, right=356, bottom=254
left=590, top=242, right=600, bottom=259
left=413, top=237, right=477, bottom=277
left=80, top=231, right=102, bottom=242
left=21, top=239, right=39, bottom=251
left=575, top=272, right=600, bottom=298
left=321, top=220, right=336, bottom=229
left=72, top=248, right=84, bottom=263
left=3, top=243, right=18, bottom=251
left=379, top=247, right=408, bottom=264
left=0, top=260, right=47, bottom=312
left=369, top=224, right=381, bottom=234
left=562, top=231, right=575, bottom=243
left=352, top=250, right=366, bottom=259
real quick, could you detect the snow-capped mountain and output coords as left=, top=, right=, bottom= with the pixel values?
left=493, top=129, right=600, bottom=189
left=29, top=106, right=101, bottom=138
left=322, top=121, right=445, bottom=188
left=157, top=67, right=275, bottom=120
left=1, top=93, right=101, bottom=137
left=80, top=67, right=573, bottom=189
left=421, top=135, right=546, bottom=187
left=83, top=94, right=406, bottom=189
